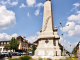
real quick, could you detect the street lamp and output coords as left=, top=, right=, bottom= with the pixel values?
left=61, top=33, right=65, bottom=56
left=59, top=22, right=69, bottom=56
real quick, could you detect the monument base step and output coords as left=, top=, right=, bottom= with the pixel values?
left=32, top=56, right=66, bottom=60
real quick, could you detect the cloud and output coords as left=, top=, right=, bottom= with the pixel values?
left=27, top=12, right=30, bottom=16
left=26, top=0, right=36, bottom=7
left=61, top=22, right=75, bottom=32
left=0, top=6, right=16, bottom=30
left=26, top=32, right=39, bottom=43
left=61, top=21, right=80, bottom=37
left=73, top=3, right=80, bottom=7
left=59, top=37, right=78, bottom=52
left=68, top=25, right=80, bottom=37
left=68, top=12, right=80, bottom=23
left=19, top=3, right=26, bottom=8
left=34, top=3, right=44, bottom=16
left=60, top=3, right=80, bottom=38
left=71, top=3, right=80, bottom=11
left=35, top=3, right=44, bottom=8
left=0, top=33, right=18, bottom=41
left=0, top=0, right=18, bottom=6
left=34, top=9, right=39, bottom=16
left=59, top=37, right=66, bottom=46
left=10, top=1, right=18, bottom=6
left=26, top=35, right=37, bottom=43
left=37, top=31, right=40, bottom=35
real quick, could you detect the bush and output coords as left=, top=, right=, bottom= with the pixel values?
left=9, top=55, right=32, bottom=60
left=29, top=59, right=35, bottom=60
left=60, top=57, right=77, bottom=60
left=38, top=56, right=43, bottom=60
left=9, top=58, right=21, bottom=60
left=55, top=59, right=59, bottom=60
left=20, top=55, right=32, bottom=60
left=43, top=58, right=49, bottom=60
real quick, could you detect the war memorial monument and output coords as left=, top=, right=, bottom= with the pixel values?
left=33, top=0, right=64, bottom=59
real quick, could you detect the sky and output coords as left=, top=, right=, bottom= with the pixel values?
left=0, top=0, right=80, bottom=52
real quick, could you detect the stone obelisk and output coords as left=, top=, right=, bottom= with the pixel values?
left=34, top=0, right=61, bottom=57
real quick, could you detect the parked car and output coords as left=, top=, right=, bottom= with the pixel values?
left=0, top=54, right=5, bottom=59
left=13, top=52, right=21, bottom=56
left=21, top=52, right=26, bottom=55
left=26, top=52, right=29, bottom=55
left=8, top=52, right=13, bottom=58
left=1, top=52, right=9, bottom=57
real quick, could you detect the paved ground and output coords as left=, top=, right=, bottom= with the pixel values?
left=12, top=56, right=21, bottom=58
left=78, top=55, right=80, bottom=60
left=0, top=56, right=21, bottom=60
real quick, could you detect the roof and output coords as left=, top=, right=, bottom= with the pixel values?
left=26, top=40, right=28, bottom=43
left=16, top=36, right=23, bottom=39
left=76, top=41, right=80, bottom=47
left=0, top=36, right=29, bottom=43
left=0, top=41, right=9, bottom=42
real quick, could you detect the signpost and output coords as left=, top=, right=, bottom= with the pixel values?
left=29, top=51, right=32, bottom=55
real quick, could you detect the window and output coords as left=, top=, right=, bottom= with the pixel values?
left=0, top=48, right=2, bottom=51
left=1, top=42, right=3, bottom=44
left=7, top=42, right=9, bottom=44
left=4, top=42, right=6, bottom=44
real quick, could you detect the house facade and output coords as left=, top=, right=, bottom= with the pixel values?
left=16, top=36, right=28, bottom=52
left=0, top=36, right=29, bottom=52
left=76, top=41, right=80, bottom=55
left=0, top=41, right=9, bottom=52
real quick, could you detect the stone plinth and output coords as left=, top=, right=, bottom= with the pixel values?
left=34, top=39, right=61, bottom=56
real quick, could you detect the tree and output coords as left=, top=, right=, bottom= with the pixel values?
left=32, top=44, right=36, bottom=55
left=4, top=45, right=11, bottom=51
left=60, top=47, right=63, bottom=52
left=72, top=46, right=77, bottom=54
left=9, top=37, right=19, bottom=51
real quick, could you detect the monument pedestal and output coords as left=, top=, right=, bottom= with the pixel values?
left=34, top=39, right=61, bottom=57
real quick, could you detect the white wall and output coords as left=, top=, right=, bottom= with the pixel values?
left=79, top=43, right=80, bottom=54
left=0, top=46, right=4, bottom=52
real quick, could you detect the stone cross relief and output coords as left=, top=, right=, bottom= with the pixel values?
left=43, top=16, right=51, bottom=32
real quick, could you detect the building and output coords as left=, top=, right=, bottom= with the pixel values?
left=0, top=41, right=9, bottom=52
left=0, top=36, right=29, bottom=52
left=16, top=36, right=28, bottom=52
left=76, top=41, right=80, bottom=55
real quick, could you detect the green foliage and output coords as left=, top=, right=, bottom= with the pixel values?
left=9, top=55, right=32, bottom=60
left=60, top=57, right=78, bottom=60
left=20, top=55, right=32, bottom=60
left=4, top=45, right=11, bottom=50
left=9, top=58, right=21, bottom=60
left=29, top=59, right=35, bottom=60
left=32, top=44, right=36, bottom=55
left=9, top=37, right=19, bottom=51
left=43, top=58, right=50, bottom=60
left=60, top=47, right=63, bottom=52
left=66, top=51, right=70, bottom=54
left=72, top=47, right=77, bottom=53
